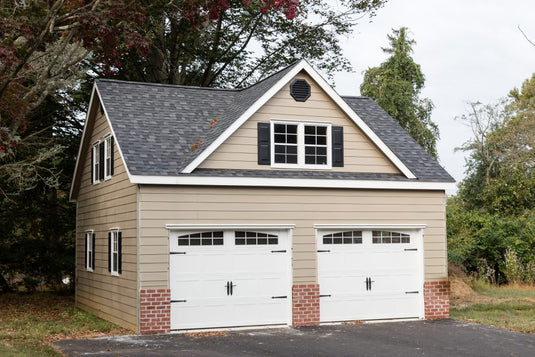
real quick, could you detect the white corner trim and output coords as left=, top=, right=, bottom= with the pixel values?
left=181, top=59, right=416, bottom=179
left=130, top=174, right=455, bottom=191
left=313, top=224, right=427, bottom=230
left=165, top=224, right=296, bottom=231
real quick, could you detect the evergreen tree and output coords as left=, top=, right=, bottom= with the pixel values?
left=361, top=27, right=439, bottom=159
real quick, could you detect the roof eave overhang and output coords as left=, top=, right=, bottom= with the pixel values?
left=130, top=174, right=455, bottom=191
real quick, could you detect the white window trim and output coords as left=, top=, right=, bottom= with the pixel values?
left=92, top=142, right=100, bottom=184
left=270, top=120, right=332, bottom=169
left=110, top=229, right=120, bottom=276
left=85, top=230, right=94, bottom=272
left=104, top=135, right=112, bottom=180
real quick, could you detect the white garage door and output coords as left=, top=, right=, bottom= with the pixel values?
left=169, top=229, right=291, bottom=330
left=317, top=228, right=423, bottom=322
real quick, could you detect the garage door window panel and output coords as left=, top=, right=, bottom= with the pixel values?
left=235, top=231, right=278, bottom=245
left=322, top=231, right=362, bottom=244
left=178, top=231, right=224, bottom=246
left=372, top=231, right=410, bottom=244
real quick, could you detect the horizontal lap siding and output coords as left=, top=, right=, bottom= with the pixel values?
left=198, top=73, right=400, bottom=174
left=75, top=106, right=139, bottom=332
left=139, top=185, right=447, bottom=287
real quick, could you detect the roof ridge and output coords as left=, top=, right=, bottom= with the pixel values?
left=96, top=78, right=239, bottom=92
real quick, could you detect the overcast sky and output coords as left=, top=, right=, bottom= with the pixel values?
left=332, top=0, right=535, bottom=189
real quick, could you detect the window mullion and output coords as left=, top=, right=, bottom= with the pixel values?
left=297, top=123, right=304, bottom=166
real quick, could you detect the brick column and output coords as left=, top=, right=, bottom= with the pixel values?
left=292, top=283, right=320, bottom=326
left=139, top=289, right=171, bottom=334
left=424, top=281, right=450, bottom=319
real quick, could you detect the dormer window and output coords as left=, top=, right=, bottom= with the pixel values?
left=272, top=121, right=330, bottom=168
left=257, top=121, right=343, bottom=169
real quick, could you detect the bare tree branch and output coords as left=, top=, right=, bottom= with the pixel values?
left=518, top=26, right=535, bottom=47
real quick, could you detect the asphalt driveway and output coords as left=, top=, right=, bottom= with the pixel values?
left=54, top=319, right=535, bottom=357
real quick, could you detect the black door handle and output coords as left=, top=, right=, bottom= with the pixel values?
left=225, top=281, right=230, bottom=296
left=365, top=277, right=375, bottom=291
left=230, top=281, right=236, bottom=295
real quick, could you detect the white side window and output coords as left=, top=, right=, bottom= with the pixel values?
left=104, top=136, right=112, bottom=179
left=271, top=121, right=331, bottom=169
left=85, top=231, right=94, bottom=271
left=92, top=143, right=100, bottom=184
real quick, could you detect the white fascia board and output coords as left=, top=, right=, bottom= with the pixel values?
left=130, top=174, right=455, bottom=191
left=69, top=84, right=98, bottom=201
left=181, top=59, right=416, bottom=179
left=314, top=224, right=427, bottom=230
left=166, top=224, right=296, bottom=231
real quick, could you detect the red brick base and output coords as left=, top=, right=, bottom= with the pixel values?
left=424, top=280, right=450, bottom=319
left=139, top=289, right=171, bottom=334
left=292, top=284, right=320, bottom=326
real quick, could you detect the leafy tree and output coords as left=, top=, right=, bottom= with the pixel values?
left=360, top=27, right=439, bottom=159
left=457, top=74, right=535, bottom=215
left=0, top=0, right=388, bottom=291
left=110, top=0, right=387, bottom=87
left=449, top=73, right=535, bottom=284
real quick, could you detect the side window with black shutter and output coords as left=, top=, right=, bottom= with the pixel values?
left=98, top=141, right=105, bottom=181
left=332, top=126, right=344, bottom=167
left=257, top=123, right=271, bottom=165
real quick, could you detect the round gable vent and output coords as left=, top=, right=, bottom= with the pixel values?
left=290, top=79, right=311, bottom=102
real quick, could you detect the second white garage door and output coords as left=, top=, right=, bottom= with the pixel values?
left=317, top=228, right=424, bottom=322
left=169, top=229, right=291, bottom=331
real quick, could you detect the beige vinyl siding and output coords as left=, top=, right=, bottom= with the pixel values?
left=199, top=72, right=400, bottom=174
left=75, top=101, right=139, bottom=332
left=139, top=185, right=447, bottom=288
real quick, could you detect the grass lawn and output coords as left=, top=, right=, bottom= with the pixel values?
left=450, top=279, right=535, bottom=334
left=0, top=292, right=130, bottom=356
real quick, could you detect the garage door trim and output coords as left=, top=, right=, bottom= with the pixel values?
left=167, top=224, right=294, bottom=329
left=315, top=224, right=425, bottom=321
left=167, top=223, right=296, bottom=230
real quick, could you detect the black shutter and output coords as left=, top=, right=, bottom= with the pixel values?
left=332, top=126, right=344, bottom=167
left=107, top=232, right=111, bottom=272
left=110, top=136, right=114, bottom=176
left=257, top=122, right=271, bottom=165
left=92, top=233, right=96, bottom=269
left=84, top=234, right=88, bottom=268
left=118, top=231, right=122, bottom=274
left=90, top=148, right=94, bottom=183
left=99, top=142, right=105, bottom=180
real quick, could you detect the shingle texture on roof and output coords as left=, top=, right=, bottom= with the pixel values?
left=96, top=62, right=297, bottom=176
left=95, top=62, right=454, bottom=183
left=342, top=96, right=454, bottom=183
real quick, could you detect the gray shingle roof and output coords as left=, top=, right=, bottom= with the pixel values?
left=342, top=96, right=454, bottom=182
left=96, top=63, right=454, bottom=183
left=97, top=62, right=298, bottom=176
